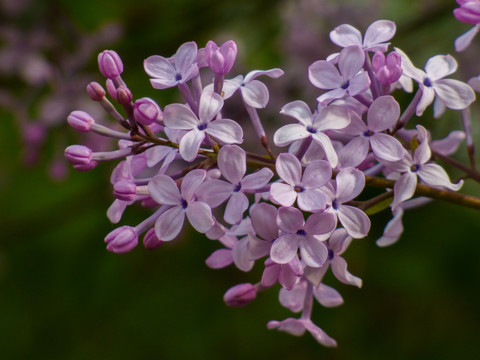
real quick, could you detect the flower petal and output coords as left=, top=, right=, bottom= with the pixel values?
left=337, top=204, right=371, bottom=239
left=302, top=160, right=332, bottom=188
left=304, top=212, right=336, bottom=235
left=338, top=45, right=365, bottom=80
left=218, top=144, right=246, bottom=184
left=164, top=103, right=198, bottom=130
left=298, top=189, right=328, bottom=212
left=185, top=201, right=214, bottom=233
left=224, top=192, right=249, bottom=225
left=241, top=167, right=274, bottom=191
left=367, top=95, right=400, bottom=132
left=313, top=283, right=344, bottom=307
left=433, top=78, right=475, bottom=110
left=363, top=20, right=396, bottom=49
left=391, top=172, right=417, bottom=209
left=269, top=183, right=296, bottom=207
left=300, top=237, right=328, bottom=267
left=175, top=41, right=198, bottom=75
left=198, top=88, right=224, bottom=122
left=308, top=60, right=342, bottom=89
left=196, top=179, right=233, bottom=207
left=424, top=54, right=457, bottom=81
left=275, top=153, right=302, bottom=185
left=370, top=133, right=404, bottom=162
left=417, top=163, right=463, bottom=190
left=148, top=175, right=181, bottom=205
left=270, top=234, right=300, bottom=264
left=329, top=24, right=362, bottom=47
left=179, top=129, right=205, bottom=162
left=250, top=203, right=279, bottom=241
left=331, top=255, right=362, bottom=287
left=277, top=206, right=304, bottom=233
left=241, top=80, right=269, bottom=108
left=312, top=132, right=339, bottom=168
left=206, top=249, right=233, bottom=269
left=206, top=119, right=243, bottom=144
left=335, top=167, right=365, bottom=203
left=273, top=124, right=311, bottom=147
left=280, top=100, right=313, bottom=126
left=155, top=206, right=185, bottom=241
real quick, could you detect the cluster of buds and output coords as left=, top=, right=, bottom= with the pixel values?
left=65, top=16, right=480, bottom=346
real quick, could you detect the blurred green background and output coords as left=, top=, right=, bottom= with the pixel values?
left=1, top=0, right=480, bottom=359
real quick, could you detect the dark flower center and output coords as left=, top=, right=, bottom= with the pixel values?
left=306, top=126, right=317, bottom=134
left=294, top=185, right=304, bottom=193
left=423, top=77, right=432, bottom=87
left=328, top=249, right=334, bottom=261
left=181, top=199, right=188, bottom=209
left=411, top=164, right=420, bottom=172
left=296, top=229, right=307, bottom=236
left=233, top=182, right=242, bottom=192
left=332, top=199, right=339, bottom=210
left=341, top=80, right=350, bottom=90
left=175, top=73, right=182, bottom=81
left=363, top=130, right=374, bottom=137
left=197, top=123, right=208, bottom=131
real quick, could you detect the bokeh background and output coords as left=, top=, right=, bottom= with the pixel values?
left=1, top=0, right=480, bottom=359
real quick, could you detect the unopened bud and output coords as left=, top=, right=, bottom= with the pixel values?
left=105, top=225, right=138, bottom=254
left=113, top=180, right=137, bottom=201
left=67, top=110, right=95, bottom=132
left=205, top=40, right=237, bottom=75
left=64, top=145, right=93, bottom=166
left=86, top=81, right=106, bottom=101
left=98, top=50, right=123, bottom=79
left=223, top=283, right=257, bottom=307
left=372, top=51, right=402, bottom=85
left=116, top=86, right=133, bottom=106
left=133, top=97, right=162, bottom=125
left=143, top=228, right=164, bottom=250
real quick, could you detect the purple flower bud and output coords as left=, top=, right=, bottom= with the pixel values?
left=116, top=86, right=133, bottom=106
left=133, top=97, right=163, bottom=126
left=143, top=228, right=164, bottom=250
left=86, top=81, right=106, bottom=101
left=106, top=79, right=117, bottom=100
left=205, top=40, right=237, bottom=75
left=223, top=283, right=257, bottom=307
left=105, top=225, right=138, bottom=254
left=98, top=50, right=123, bottom=79
left=113, top=180, right=137, bottom=201
left=67, top=110, right=95, bottom=132
left=372, top=51, right=402, bottom=85
left=64, top=145, right=93, bottom=166
left=73, top=161, right=98, bottom=172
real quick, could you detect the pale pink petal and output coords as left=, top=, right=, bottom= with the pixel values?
left=313, top=283, right=344, bottom=307
left=218, top=144, right=246, bottom=184
left=367, top=95, right=400, bottom=132
left=181, top=168, right=206, bottom=201
left=331, top=256, right=363, bottom=287
left=338, top=45, right=364, bottom=80
left=196, top=179, right=233, bottom=207
left=278, top=265, right=299, bottom=291
left=280, top=100, right=313, bottom=126
left=269, top=183, right=296, bottom=207
left=329, top=24, right=362, bottom=47
left=338, top=137, right=369, bottom=168
left=415, top=86, right=435, bottom=116
left=206, top=249, right=233, bottom=268
left=241, top=168, right=274, bottom=191
left=391, top=172, right=417, bottom=209
left=370, top=133, right=404, bottom=162
left=198, top=89, right=223, bottom=122
left=300, top=237, right=328, bottom=267
left=317, top=88, right=347, bottom=105
left=179, top=129, right=205, bottom=162
left=277, top=206, right=304, bottom=233
left=185, top=201, right=214, bottom=233
left=267, top=319, right=306, bottom=336
left=262, top=261, right=280, bottom=288
left=328, top=228, right=352, bottom=255
left=455, top=25, right=480, bottom=52
left=315, top=105, right=351, bottom=131
left=279, top=281, right=306, bottom=312
left=271, top=234, right=300, bottom=264
left=363, top=20, right=396, bottom=49
left=337, top=204, right=371, bottom=239
left=148, top=175, right=181, bottom=205
left=302, top=160, right=332, bottom=188
left=417, top=163, right=463, bottom=190
left=298, top=189, right=327, bottom=212
left=107, top=199, right=128, bottom=224
left=304, top=212, right=336, bottom=235
left=424, top=54, right=457, bottom=81
left=221, top=75, right=243, bottom=98
left=248, top=234, right=272, bottom=260
left=175, top=41, right=198, bottom=75
left=303, top=321, right=338, bottom=347
left=244, top=68, right=284, bottom=82
left=275, top=153, right=302, bottom=185
left=155, top=206, right=185, bottom=241
left=312, top=132, right=339, bottom=168
left=308, top=60, right=342, bottom=89
left=394, top=47, right=425, bottom=83
left=335, top=167, right=365, bottom=203
left=232, top=237, right=254, bottom=272
left=413, top=125, right=431, bottom=165
left=376, top=208, right=404, bottom=247
left=250, top=203, right=279, bottom=240
left=206, top=119, right=243, bottom=144
left=433, top=79, right=475, bottom=110
left=241, top=80, right=269, bottom=108
left=164, top=103, right=198, bottom=130
left=431, top=131, right=465, bottom=156
left=273, top=124, right=311, bottom=146
left=347, top=71, right=371, bottom=96
left=224, top=192, right=249, bottom=224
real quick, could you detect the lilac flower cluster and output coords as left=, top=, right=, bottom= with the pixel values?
left=65, top=18, right=480, bottom=347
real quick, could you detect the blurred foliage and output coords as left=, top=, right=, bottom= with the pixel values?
left=1, top=0, right=480, bottom=359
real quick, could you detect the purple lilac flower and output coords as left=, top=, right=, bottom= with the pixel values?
left=454, top=0, right=480, bottom=51
left=329, top=19, right=396, bottom=52
left=322, top=167, right=370, bottom=239
left=274, top=101, right=351, bottom=167
left=308, top=45, right=371, bottom=105
left=395, top=48, right=475, bottom=115
left=269, top=153, right=331, bottom=211
left=279, top=279, right=343, bottom=312
left=267, top=317, right=337, bottom=347
left=261, top=257, right=304, bottom=290
left=163, top=88, right=243, bottom=161
left=381, top=126, right=463, bottom=210
left=219, top=68, right=284, bottom=108
left=148, top=169, right=214, bottom=241
left=372, top=51, right=403, bottom=85
left=339, top=95, right=404, bottom=165
left=205, top=40, right=237, bottom=75
left=144, top=42, right=199, bottom=89
left=270, top=206, right=335, bottom=268
left=197, top=145, right=273, bottom=224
